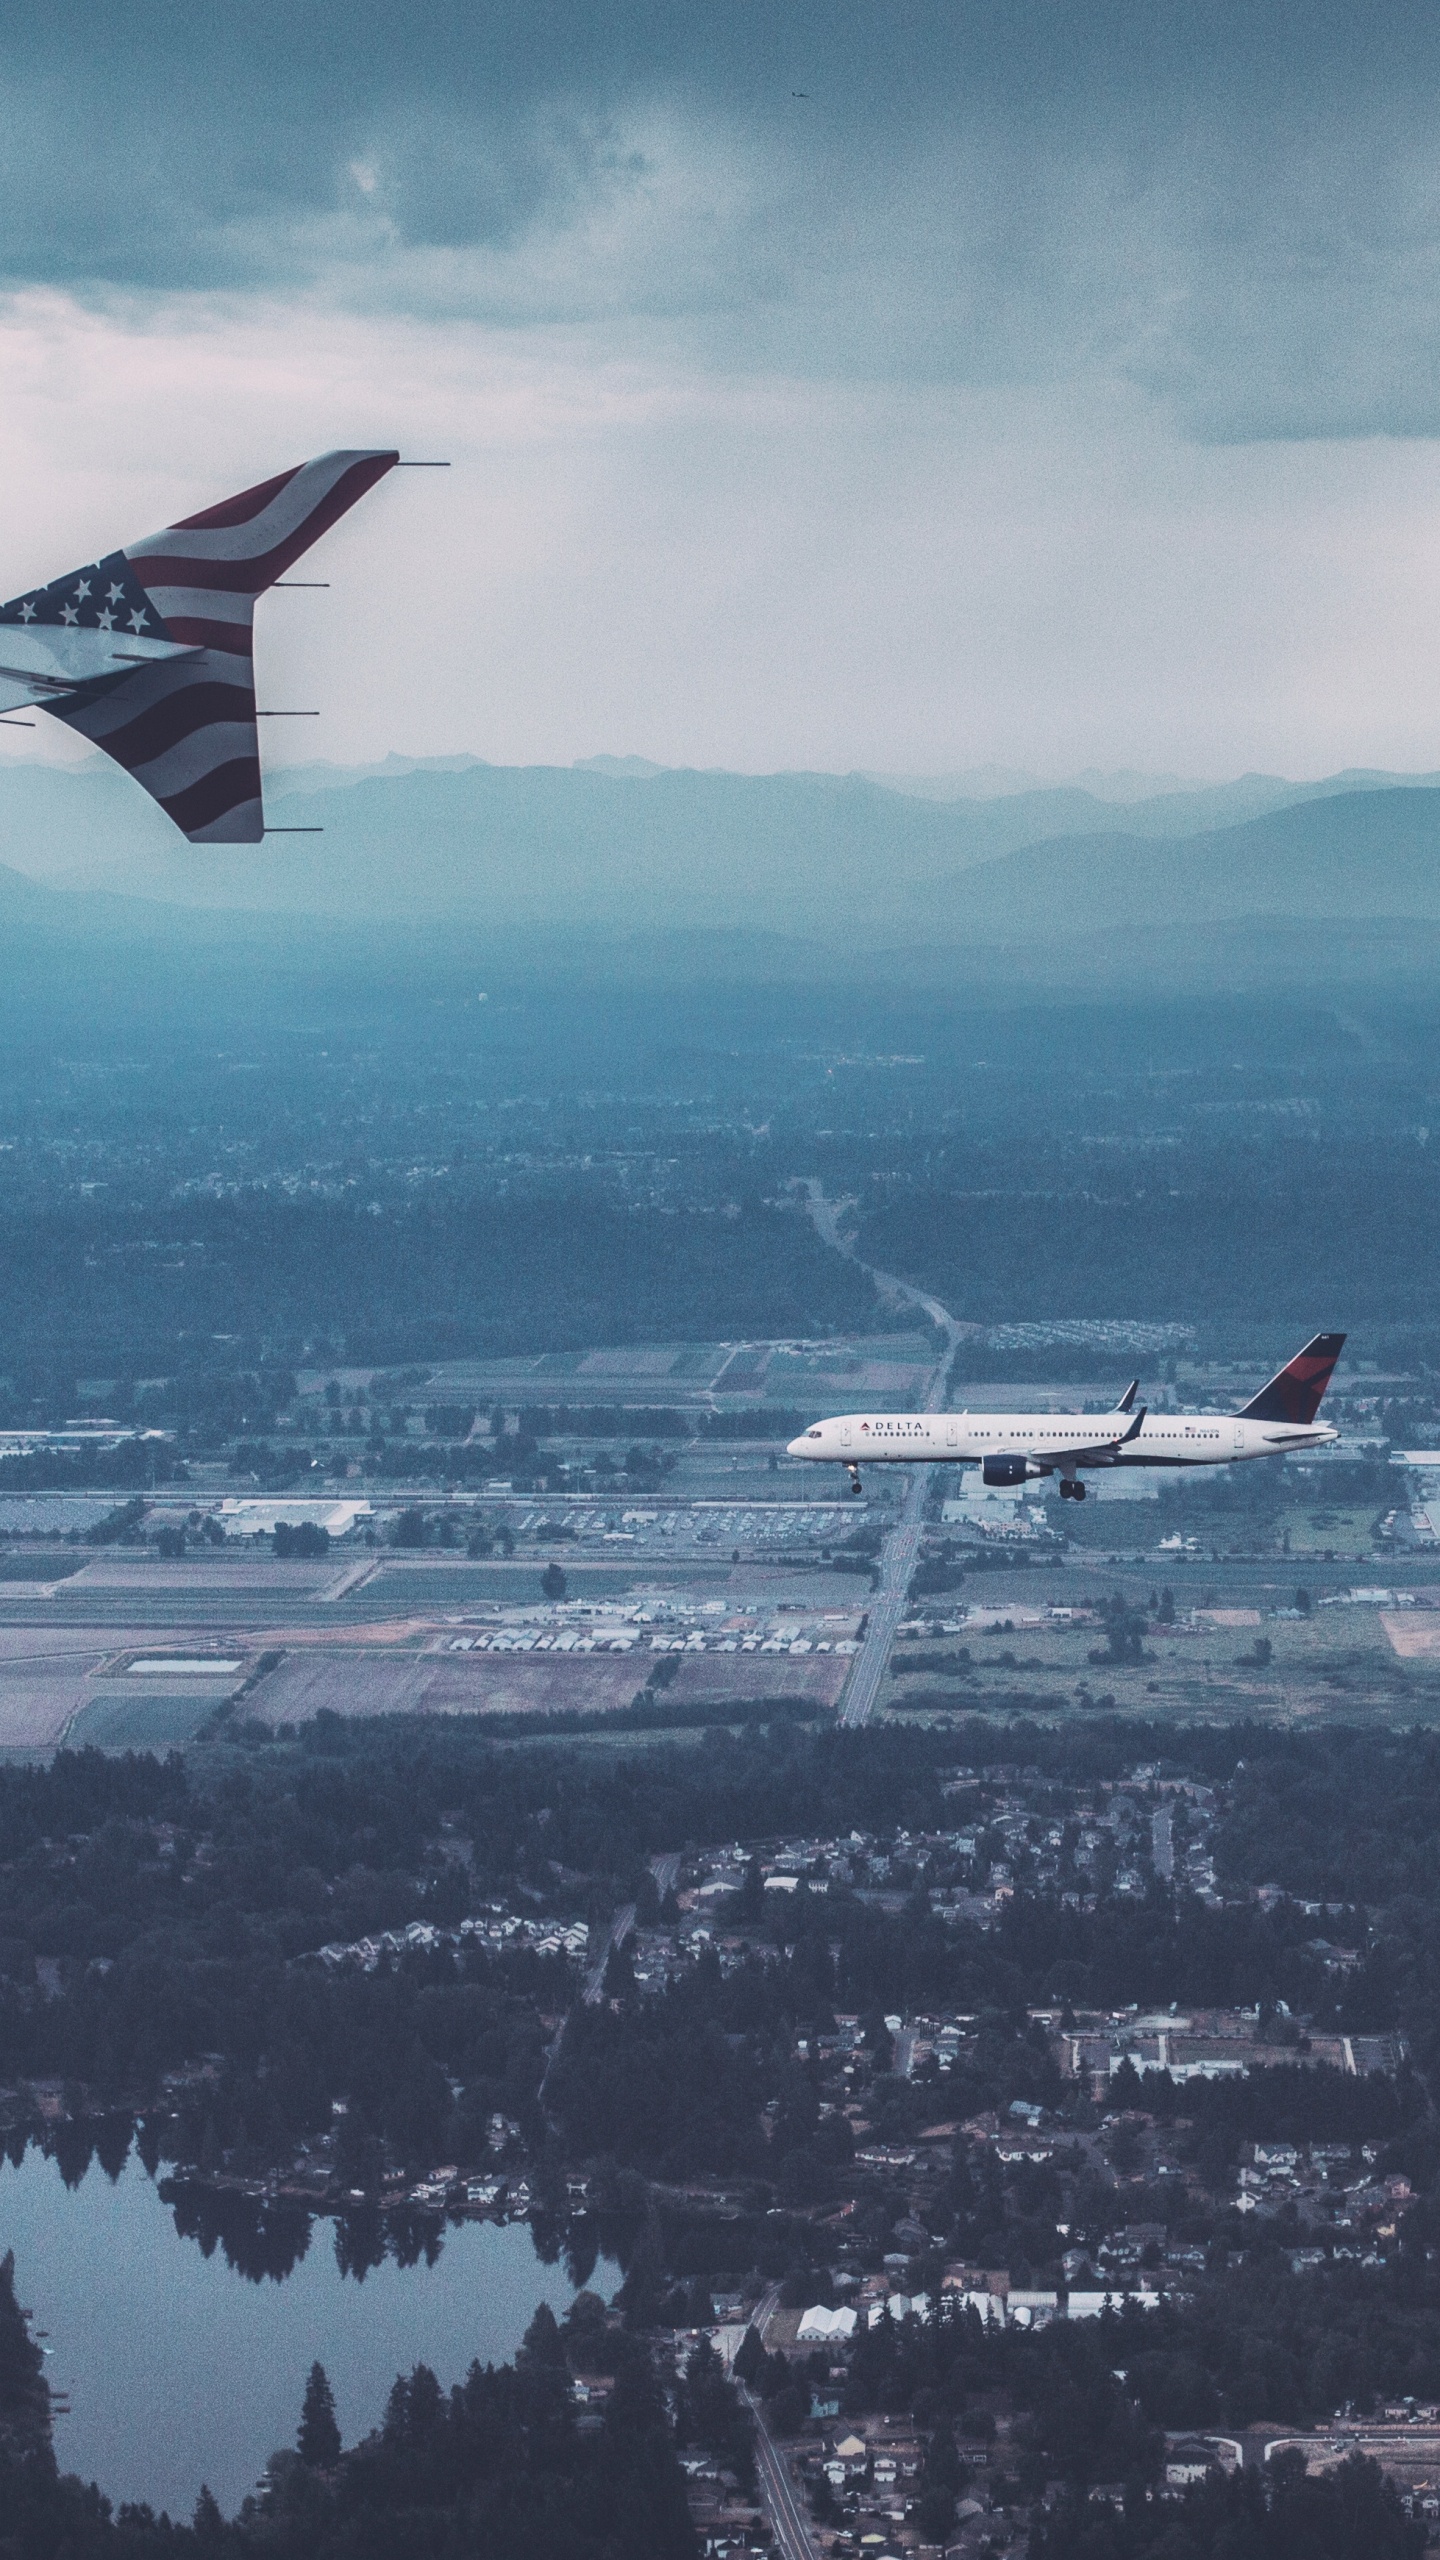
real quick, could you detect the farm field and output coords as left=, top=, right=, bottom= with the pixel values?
left=247, top=1648, right=650, bottom=1724
left=879, top=1596, right=1440, bottom=1725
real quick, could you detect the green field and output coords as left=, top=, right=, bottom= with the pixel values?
left=67, top=1693, right=221, bottom=1749
left=880, top=1605, right=1440, bottom=1726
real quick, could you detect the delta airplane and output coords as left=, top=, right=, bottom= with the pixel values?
left=787, top=1332, right=1345, bottom=1498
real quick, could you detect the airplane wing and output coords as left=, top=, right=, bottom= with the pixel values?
left=0, top=450, right=397, bottom=843
left=1026, top=1407, right=1146, bottom=1466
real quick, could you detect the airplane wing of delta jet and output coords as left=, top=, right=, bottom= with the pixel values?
left=0, top=450, right=399, bottom=842
left=1025, top=1406, right=1147, bottom=1468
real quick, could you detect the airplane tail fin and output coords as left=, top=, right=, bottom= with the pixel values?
left=1238, top=1332, right=1346, bottom=1424
left=8, top=451, right=397, bottom=843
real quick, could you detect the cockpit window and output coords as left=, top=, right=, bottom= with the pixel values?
left=808, top=1427, right=823, bottom=1438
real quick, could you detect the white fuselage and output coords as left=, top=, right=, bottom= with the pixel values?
left=786, top=1409, right=1338, bottom=1474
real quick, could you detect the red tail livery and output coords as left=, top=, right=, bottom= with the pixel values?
left=1238, top=1332, right=1347, bottom=1425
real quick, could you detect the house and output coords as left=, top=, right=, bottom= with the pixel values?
left=828, top=2432, right=868, bottom=2477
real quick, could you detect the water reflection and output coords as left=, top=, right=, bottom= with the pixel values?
left=163, top=2181, right=316, bottom=2283
left=0, top=2137, right=623, bottom=2516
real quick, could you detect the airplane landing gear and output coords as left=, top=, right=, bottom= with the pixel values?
left=847, top=1465, right=863, bottom=1497
left=1059, top=1478, right=1087, bottom=1501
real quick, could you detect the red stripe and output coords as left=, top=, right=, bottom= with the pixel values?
left=132, top=453, right=398, bottom=597
left=92, top=680, right=255, bottom=775
left=160, top=617, right=254, bottom=655
left=131, top=555, right=282, bottom=596
left=159, top=755, right=263, bottom=836
left=170, top=465, right=301, bottom=532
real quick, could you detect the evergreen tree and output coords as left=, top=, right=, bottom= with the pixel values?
left=297, top=2360, right=341, bottom=2468
left=517, top=2301, right=568, bottom=2371
left=0, top=2248, right=50, bottom=2450
left=192, top=2483, right=225, bottom=2540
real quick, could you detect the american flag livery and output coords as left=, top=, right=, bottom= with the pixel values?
left=0, top=450, right=397, bottom=842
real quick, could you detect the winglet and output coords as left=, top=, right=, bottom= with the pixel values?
left=1119, top=1406, right=1145, bottom=1444
left=1239, top=1334, right=1346, bottom=1425
left=1116, top=1379, right=1139, bottom=1413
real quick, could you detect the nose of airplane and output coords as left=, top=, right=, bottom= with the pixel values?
left=787, top=1435, right=809, bottom=1457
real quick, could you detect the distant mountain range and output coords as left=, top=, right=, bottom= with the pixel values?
left=916, top=788, right=1440, bottom=940
left=1, top=750, right=1440, bottom=985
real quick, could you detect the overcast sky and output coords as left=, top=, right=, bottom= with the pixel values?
left=5, top=0, right=1440, bottom=778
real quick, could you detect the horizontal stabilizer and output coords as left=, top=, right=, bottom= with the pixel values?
left=1239, top=1333, right=1346, bottom=1425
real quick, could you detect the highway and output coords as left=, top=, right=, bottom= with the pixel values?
left=800, top=1183, right=962, bottom=1731
left=801, top=1179, right=961, bottom=1362
left=839, top=1467, right=931, bottom=1727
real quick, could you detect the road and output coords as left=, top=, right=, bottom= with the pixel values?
left=583, top=1902, right=635, bottom=2003
left=839, top=1468, right=932, bottom=1727
left=740, top=2382, right=821, bottom=2560
left=800, top=1183, right=962, bottom=1730
left=801, top=1180, right=961, bottom=1356
left=1151, top=1804, right=1174, bottom=1880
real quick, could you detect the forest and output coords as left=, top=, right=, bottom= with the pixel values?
left=855, top=1128, right=1440, bottom=1329
left=0, top=1717, right=1428, bottom=2186
left=0, top=1192, right=880, bottom=1379
left=6, top=1722, right=1440, bottom=2550
left=0, top=965, right=1435, bottom=1391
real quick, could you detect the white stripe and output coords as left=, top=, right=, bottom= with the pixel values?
left=128, top=720, right=257, bottom=802
left=126, top=451, right=387, bottom=567
left=137, top=586, right=254, bottom=627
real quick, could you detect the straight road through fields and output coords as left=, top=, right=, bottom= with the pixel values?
left=839, top=1467, right=930, bottom=1727
left=800, top=1184, right=961, bottom=1730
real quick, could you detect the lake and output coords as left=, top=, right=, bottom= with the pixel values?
left=0, top=2143, right=620, bottom=2519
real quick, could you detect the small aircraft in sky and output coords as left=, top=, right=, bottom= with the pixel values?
left=0, top=449, right=400, bottom=843
left=788, top=1332, right=1345, bottom=1497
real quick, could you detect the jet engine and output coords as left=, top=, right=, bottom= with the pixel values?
left=982, top=1454, right=1035, bottom=1487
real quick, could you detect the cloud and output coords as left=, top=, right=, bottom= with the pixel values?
left=1, top=292, right=1440, bottom=784
left=1, top=6, right=1439, bottom=781
left=2, top=4, right=1440, bottom=439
